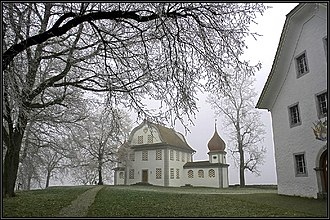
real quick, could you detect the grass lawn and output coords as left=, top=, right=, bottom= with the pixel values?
left=3, top=185, right=328, bottom=217
left=88, top=186, right=328, bottom=217
left=2, top=185, right=93, bottom=217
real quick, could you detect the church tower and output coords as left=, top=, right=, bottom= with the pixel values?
left=207, top=120, right=227, bottom=164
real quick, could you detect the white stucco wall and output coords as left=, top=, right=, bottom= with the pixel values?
left=126, top=149, right=166, bottom=185
left=130, top=124, right=162, bottom=145
left=271, top=7, right=327, bottom=198
left=168, top=150, right=189, bottom=187
left=209, top=152, right=226, bottom=164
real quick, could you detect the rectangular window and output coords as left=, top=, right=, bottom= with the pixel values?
left=288, top=103, right=301, bottom=127
left=317, top=92, right=327, bottom=118
left=129, top=152, right=135, bottom=161
left=129, top=169, right=134, bottom=179
left=156, top=168, right=162, bottom=179
left=170, top=168, right=174, bottom=179
left=181, top=152, right=185, bottom=162
left=142, top=150, right=148, bottom=161
left=176, top=151, right=180, bottom=161
left=170, top=150, right=174, bottom=161
left=294, top=153, right=307, bottom=177
left=295, top=51, right=309, bottom=77
left=147, top=135, right=153, bottom=144
left=156, top=149, right=162, bottom=160
left=176, top=169, right=180, bottom=179
left=138, top=135, right=143, bottom=144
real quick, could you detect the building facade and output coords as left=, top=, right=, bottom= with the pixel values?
left=256, top=3, right=327, bottom=198
left=113, top=120, right=229, bottom=188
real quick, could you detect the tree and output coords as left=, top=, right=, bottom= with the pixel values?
left=3, top=3, right=267, bottom=197
left=207, top=69, right=266, bottom=187
left=69, top=106, right=132, bottom=185
left=16, top=96, right=88, bottom=190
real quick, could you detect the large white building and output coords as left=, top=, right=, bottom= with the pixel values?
left=113, top=120, right=229, bottom=188
left=256, top=3, right=327, bottom=198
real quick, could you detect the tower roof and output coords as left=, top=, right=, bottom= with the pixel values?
left=207, top=120, right=226, bottom=152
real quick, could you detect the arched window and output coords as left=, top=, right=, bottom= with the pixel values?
left=209, top=169, right=215, bottom=178
left=188, top=170, right=194, bottom=178
left=198, top=170, right=204, bottom=178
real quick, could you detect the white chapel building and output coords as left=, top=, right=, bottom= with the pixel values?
left=113, top=120, right=229, bottom=188
left=256, top=3, right=327, bottom=198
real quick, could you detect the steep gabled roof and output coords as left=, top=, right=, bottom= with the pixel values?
left=256, top=3, right=327, bottom=110
left=129, top=120, right=195, bottom=152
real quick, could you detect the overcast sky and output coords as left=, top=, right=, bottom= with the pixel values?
left=169, top=3, right=300, bottom=185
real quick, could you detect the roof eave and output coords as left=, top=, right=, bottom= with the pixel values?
left=256, top=3, right=305, bottom=110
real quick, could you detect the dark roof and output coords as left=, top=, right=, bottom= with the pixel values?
left=129, top=120, right=195, bottom=152
left=208, top=129, right=226, bottom=152
left=153, top=122, right=195, bottom=152
left=183, top=161, right=229, bottom=168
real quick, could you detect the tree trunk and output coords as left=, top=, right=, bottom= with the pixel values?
left=45, top=169, right=51, bottom=188
left=27, top=172, right=32, bottom=190
left=236, top=112, right=245, bottom=188
left=239, top=144, right=245, bottom=187
left=98, top=159, right=103, bottom=185
left=3, top=131, right=24, bottom=197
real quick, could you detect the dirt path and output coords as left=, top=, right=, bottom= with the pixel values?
left=57, top=185, right=104, bottom=217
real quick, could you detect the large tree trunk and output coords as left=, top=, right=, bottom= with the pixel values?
left=239, top=143, right=245, bottom=187
left=3, top=131, right=24, bottom=197
left=98, top=158, right=103, bottom=185
left=45, top=169, right=51, bottom=188
left=236, top=112, right=245, bottom=188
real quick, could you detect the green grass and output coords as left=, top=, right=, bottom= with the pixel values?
left=2, top=185, right=93, bottom=217
left=3, top=185, right=328, bottom=217
left=88, top=186, right=328, bottom=217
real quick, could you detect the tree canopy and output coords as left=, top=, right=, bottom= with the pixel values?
left=2, top=2, right=267, bottom=197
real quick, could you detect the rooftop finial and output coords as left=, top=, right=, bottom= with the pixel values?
left=215, top=119, right=217, bottom=132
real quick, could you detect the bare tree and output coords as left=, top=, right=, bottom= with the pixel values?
left=2, top=3, right=267, bottom=197
left=69, top=106, right=131, bottom=185
left=207, top=69, right=266, bottom=187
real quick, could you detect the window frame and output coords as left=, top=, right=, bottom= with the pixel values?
left=170, top=168, right=174, bottom=179
left=288, top=102, right=302, bottom=128
left=176, top=169, right=180, bottom=179
left=129, top=169, right=134, bottom=179
left=188, top=170, right=194, bottom=178
left=170, top=150, right=174, bottom=161
left=156, top=168, right=162, bottom=179
left=129, top=152, right=135, bottom=161
left=142, top=150, right=148, bottom=161
left=315, top=90, right=327, bottom=119
left=137, top=135, right=144, bottom=144
left=293, top=153, right=308, bottom=177
left=295, top=50, right=309, bottom=78
left=147, top=134, right=153, bottom=144
left=209, top=169, right=215, bottom=178
left=156, top=149, right=162, bottom=160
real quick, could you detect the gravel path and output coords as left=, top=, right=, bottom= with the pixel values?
left=57, top=185, right=104, bottom=217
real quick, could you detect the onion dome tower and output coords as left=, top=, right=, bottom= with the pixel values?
left=207, top=119, right=227, bottom=164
